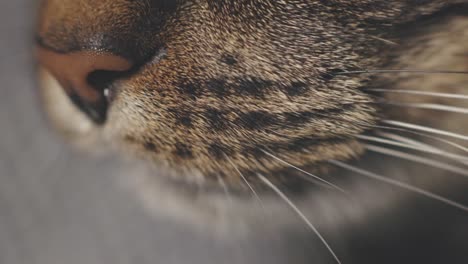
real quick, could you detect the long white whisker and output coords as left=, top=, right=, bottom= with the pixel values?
left=369, top=35, right=399, bottom=45
left=224, top=154, right=265, bottom=210
left=372, top=125, right=468, bottom=154
left=257, top=173, right=342, bottom=264
left=337, top=69, right=468, bottom=75
left=328, top=160, right=468, bottom=213
left=357, top=135, right=468, bottom=163
left=377, top=132, right=468, bottom=167
left=366, top=89, right=468, bottom=100
left=378, top=132, right=436, bottom=151
left=383, top=102, right=468, bottom=115
left=261, top=149, right=346, bottom=193
left=383, top=120, right=468, bottom=142
left=216, top=174, right=233, bottom=204
left=364, top=144, right=468, bottom=178
left=310, top=114, right=468, bottom=153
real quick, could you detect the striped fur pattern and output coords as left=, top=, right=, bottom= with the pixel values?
left=37, top=0, right=467, bottom=191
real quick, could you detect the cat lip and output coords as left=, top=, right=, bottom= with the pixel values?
left=67, top=90, right=109, bottom=124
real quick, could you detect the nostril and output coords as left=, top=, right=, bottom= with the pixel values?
left=87, top=69, right=129, bottom=101
left=36, top=46, right=133, bottom=124
left=67, top=68, right=130, bottom=125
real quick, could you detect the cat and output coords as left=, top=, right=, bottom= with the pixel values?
left=36, top=1, right=468, bottom=263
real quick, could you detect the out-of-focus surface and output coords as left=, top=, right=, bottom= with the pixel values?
left=0, top=1, right=315, bottom=263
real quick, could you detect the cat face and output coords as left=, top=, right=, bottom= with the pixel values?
left=35, top=0, right=452, bottom=190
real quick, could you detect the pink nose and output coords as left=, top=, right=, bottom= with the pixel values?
left=37, top=47, right=133, bottom=124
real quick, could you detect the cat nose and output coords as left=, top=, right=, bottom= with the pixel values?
left=37, top=47, right=133, bottom=124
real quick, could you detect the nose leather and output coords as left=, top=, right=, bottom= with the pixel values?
left=37, top=47, right=133, bottom=124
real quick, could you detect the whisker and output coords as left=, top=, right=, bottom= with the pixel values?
left=257, top=173, right=342, bottom=264
left=336, top=69, right=468, bottom=75
left=216, top=173, right=233, bottom=204
left=365, top=89, right=468, bottom=100
left=382, top=102, right=468, bottom=115
left=261, top=149, right=346, bottom=193
left=372, top=125, right=468, bottom=154
left=224, top=154, right=265, bottom=210
left=383, top=120, right=468, bottom=142
left=300, top=109, right=468, bottom=156
left=364, top=144, right=468, bottom=178
left=369, top=35, right=399, bottom=46
left=303, top=110, right=468, bottom=153
left=377, top=132, right=468, bottom=167
left=377, top=132, right=436, bottom=151
left=357, top=135, right=468, bottom=163
left=328, top=160, right=468, bottom=213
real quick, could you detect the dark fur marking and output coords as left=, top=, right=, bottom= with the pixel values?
left=220, top=54, right=238, bottom=65
left=205, top=108, right=228, bottom=130
left=179, top=116, right=193, bottom=127
left=206, top=78, right=229, bottom=97
left=285, top=81, right=309, bottom=96
left=177, top=82, right=202, bottom=100
left=169, top=108, right=193, bottom=127
left=236, top=77, right=273, bottom=97
left=319, top=68, right=345, bottom=81
left=174, top=142, right=193, bottom=158
left=144, top=141, right=158, bottom=152
left=236, top=111, right=278, bottom=130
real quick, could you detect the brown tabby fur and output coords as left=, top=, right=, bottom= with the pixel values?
left=36, top=0, right=468, bottom=192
